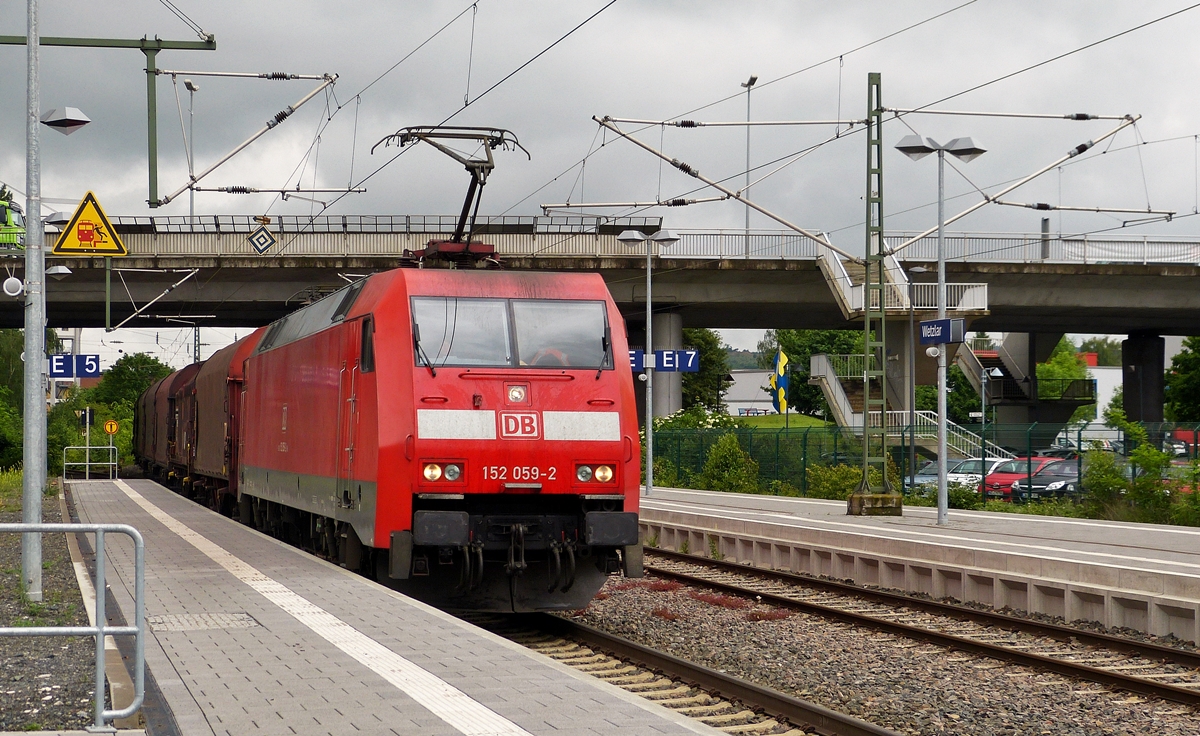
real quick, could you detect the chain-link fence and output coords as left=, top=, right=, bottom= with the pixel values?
left=654, top=422, right=1200, bottom=497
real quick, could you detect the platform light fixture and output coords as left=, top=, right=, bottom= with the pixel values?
left=39, top=106, right=90, bottom=136
left=895, top=133, right=987, bottom=525
left=617, top=228, right=679, bottom=498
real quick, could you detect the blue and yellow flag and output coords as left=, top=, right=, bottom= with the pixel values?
left=768, top=349, right=789, bottom=414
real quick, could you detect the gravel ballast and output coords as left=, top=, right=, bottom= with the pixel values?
left=571, top=577, right=1200, bottom=736
left=1, top=487, right=99, bottom=733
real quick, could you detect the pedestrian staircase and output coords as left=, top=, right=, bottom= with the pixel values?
left=810, top=353, right=1015, bottom=460
left=815, top=240, right=990, bottom=319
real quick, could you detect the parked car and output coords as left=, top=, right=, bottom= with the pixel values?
left=906, top=460, right=940, bottom=491
left=1037, top=446, right=1081, bottom=460
left=946, top=458, right=1010, bottom=487
left=982, top=457, right=1060, bottom=501
left=1011, top=460, right=1081, bottom=501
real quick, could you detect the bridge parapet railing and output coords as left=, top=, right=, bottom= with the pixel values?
left=101, top=219, right=1200, bottom=266
left=886, top=231, right=1200, bottom=265
left=0, top=522, right=145, bottom=733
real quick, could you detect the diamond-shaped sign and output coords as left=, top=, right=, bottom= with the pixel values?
left=248, top=225, right=277, bottom=254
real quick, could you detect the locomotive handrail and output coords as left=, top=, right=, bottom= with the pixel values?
left=0, top=522, right=145, bottom=734
left=457, top=371, right=576, bottom=381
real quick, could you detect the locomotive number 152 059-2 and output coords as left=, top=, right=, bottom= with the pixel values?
left=482, top=465, right=557, bottom=481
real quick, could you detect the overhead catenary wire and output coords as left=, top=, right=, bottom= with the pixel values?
left=501, top=1, right=980, bottom=215
left=264, top=1, right=619, bottom=260
left=565, top=3, right=1200, bottom=237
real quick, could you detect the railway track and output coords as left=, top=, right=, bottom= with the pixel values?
left=645, top=547, right=1200, bottom=709
left=468, top=613, right=902, bottom=736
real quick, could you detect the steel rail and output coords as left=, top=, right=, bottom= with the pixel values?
left=644, top=549, right=1200, bottom=706
left=534, top=613, right=903, bottom=736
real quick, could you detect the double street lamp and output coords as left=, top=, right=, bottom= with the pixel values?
left=895, top=134, right=986, bottom=525
left=617, top=228, right=680, bottom=497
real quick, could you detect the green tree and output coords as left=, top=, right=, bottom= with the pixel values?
left=0, top=328, right=62, bottom=414
left=916, top=365, right=980, bottom=426
left=681, top=328, right=731, bottom=412
left=92, top=353, right=173, bottom=407
left=1037, top=337, right=1093, bottom=422
left=724, top=349, right=760, bottom=369
left=1078, top=336, right=1123, bottom=367
left=1166, top=336, right=1200, bottom=422
left=756, top=329, right=862, bottom=416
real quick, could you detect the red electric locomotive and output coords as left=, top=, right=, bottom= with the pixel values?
left=137, top=267, right=643, bottom=612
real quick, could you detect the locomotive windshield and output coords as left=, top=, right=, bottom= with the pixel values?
left=411, top=297, right=512, bottom=366
left=513, top=300, right=609, bottom=368
left=412, top=297, right=611, bottom=369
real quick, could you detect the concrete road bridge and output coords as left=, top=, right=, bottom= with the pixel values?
left=11, top=213, right=1198, bottom=421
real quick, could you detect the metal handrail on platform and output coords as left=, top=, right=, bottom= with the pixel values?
left=63, top=446, right=117, bottom=480
left=0, top=523, right=144, bottom=734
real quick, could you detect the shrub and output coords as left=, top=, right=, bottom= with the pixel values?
left=804, top=463, right=861, bottom=500
left=694, top=433, right=760, bottom=494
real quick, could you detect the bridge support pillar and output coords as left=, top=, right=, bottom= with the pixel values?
left=1122, top=332, right=1164, bottom=423
left=885, top=320, right=937, bottom=412
left=652, top=312, right=684, bottom=418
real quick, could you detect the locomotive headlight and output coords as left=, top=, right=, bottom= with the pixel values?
left=593, top=465, right=613, bottom=483
left=507, top=385, right=527, bottom=403
left=443, top=463, right=462, bottom=482
left=576, top=465, right=593, bottom=482
left=423, top=463, right=443, bottom=481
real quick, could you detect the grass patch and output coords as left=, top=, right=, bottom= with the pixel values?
left=738, top=413, right=830, bottom=429
left=0, top=466, right=23, bottom=512
left=650, top=608, right=680, bottom=621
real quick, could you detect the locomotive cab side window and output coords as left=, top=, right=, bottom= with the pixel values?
left=360, top=316, right=375, bottom=373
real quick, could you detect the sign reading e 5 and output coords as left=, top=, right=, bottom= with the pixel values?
left=49, top=354, right=101, bottom=378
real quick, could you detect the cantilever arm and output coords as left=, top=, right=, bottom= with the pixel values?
left=593, top=116, right=859, bottom=262
left=887, top=115, right=1141, bottom=256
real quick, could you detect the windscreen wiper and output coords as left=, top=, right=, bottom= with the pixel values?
left=596, top=329, right=612, bottom=380
left=413, top=325, right=437, bottom=377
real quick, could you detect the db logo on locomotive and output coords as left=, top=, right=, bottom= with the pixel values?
left=499, top=411, right=539, bottom=439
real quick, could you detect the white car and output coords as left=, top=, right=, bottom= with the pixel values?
left=946, top=458, right=1010, bottom=488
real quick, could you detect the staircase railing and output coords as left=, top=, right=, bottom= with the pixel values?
left=875, top=410, right=1015, bottom=459
left=809, top=354, right=860, bottom=428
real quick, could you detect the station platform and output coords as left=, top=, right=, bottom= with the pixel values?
left=66, top=479, right=720, bottom=736
left=640, top=488, right=1200, bottom=642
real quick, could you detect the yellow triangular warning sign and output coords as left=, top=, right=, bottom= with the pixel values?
left=51, top=192, right=127, bottom=256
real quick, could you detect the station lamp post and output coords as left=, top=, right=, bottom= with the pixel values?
left=740, top=74, right=757, bottom=258
left=617, top=228, right=680, bottom=497
left=894, top=134, right=986, bottom=525
left=185, top=78, right=199, bottom=223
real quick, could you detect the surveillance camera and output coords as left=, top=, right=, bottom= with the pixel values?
left=2, top=277, right=24, bottom=297
left=925, top=346, right=941, bottom=358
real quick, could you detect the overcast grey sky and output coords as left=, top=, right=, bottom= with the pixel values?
left=7, top=1, right=1200, bottom=358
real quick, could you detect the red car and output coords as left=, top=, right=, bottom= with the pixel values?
left=982, top=457, right=1060, bottom=501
